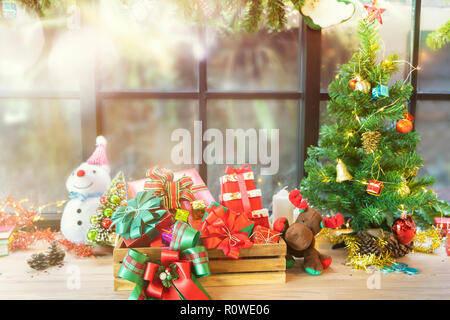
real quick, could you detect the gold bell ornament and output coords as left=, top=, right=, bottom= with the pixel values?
left=336, top=159, right=353, bottom=182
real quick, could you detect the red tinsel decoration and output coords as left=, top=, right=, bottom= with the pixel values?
left=58, top=239, right=95, bottom=258
left=1, top=197, right=95, bottom=258
left=0, top=197, right=40, bottom=228
left=9, top=229, right=57, bottom=251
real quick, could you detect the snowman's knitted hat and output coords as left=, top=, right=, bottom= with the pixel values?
left=87, top=136, right=109, bottom=167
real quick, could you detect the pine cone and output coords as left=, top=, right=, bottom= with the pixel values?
left=361, top=130, right=381, bottom=154
left=357, top=231, right=383, bottom=256
left=46, top=241, right=65, bottom=266
left=27, top=253, right=49, bottom=271
left=384, top=234, right=414, bottom=258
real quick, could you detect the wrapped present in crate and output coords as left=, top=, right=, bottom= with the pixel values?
left=250, top=225, right=281, bottom=244
left=219, top=164, right=270, bottom=228
left=128, top=167, right=215, bottom=230
left=128, top=167, right=215, bottom=205
left=200, top=202, right=254, bottom=259
left=113, top=218, right=287, bottom=290
left=111, top=191, right=174, bottom=248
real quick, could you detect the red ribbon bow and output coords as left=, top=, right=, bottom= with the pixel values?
left=145, top=166, right=196, bottom=211
left=224, top=164, right=252, bottom=175
left=200, top=205, right=253, bottom=259
left=143, top=250, right=210, bottom=300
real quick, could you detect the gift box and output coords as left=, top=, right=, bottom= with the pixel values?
left=250, top=225, right=281, bottom=244
left=372, top=85, right=389, bottom=100
left=128, top=167, right=215, bottom=207
left=111, top=191, right=174, bottom=248
left=127, top=178, right=146, bottom=199
left=174, top=168, right=216, bottom=207
left=434, top=217, right=450, bottom=237
left=175, top=209, right=190, bottom=223
left=200, top=201, right=254, bottom=259
left=219, top=164, right=270, bottom=228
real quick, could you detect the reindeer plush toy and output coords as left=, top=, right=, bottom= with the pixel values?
left=273, top=190, right=344, bottom=275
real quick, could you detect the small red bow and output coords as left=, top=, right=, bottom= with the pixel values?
left=143, top=250, right=209, bottom=300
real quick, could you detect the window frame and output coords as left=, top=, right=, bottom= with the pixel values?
left=2, top=0, right=449, bottom=225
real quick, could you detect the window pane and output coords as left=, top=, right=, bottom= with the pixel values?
left=102, top=99, right=198, bottom=180
left=206, top=100, right=299, bottom=208
left=0, top=99, right=82, bottom=204
left=321, top=1, right=413, bottom=91
left=0, top=1, right=81, bottom=91
left=97, top=0, right=198, bottom=90
left=207, top=28, right=300, bottom=91
left=415, top=101, right=450, bottom=202
left=418, top=0, right=450, bottom=92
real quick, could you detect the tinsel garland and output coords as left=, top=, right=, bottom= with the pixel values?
left=319, top=227, right=444, bottom=270
left=9, top=229, right=95, bottom=258
left=318, top=229, right=395, bottom=270
left=1, top=197, right=94, bottom=257
left=412, top=227, right=442, bottom=253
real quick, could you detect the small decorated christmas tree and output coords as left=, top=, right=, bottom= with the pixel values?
left=86, top=171, right=127, bottom=247
left=301, top=2, right=449, bottom=233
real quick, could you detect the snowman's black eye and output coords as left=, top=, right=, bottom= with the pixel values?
left=93, top=170, right=96, bottom=174
left=77, top=220, right=82, bottom=226
left=77, top=208, right=82, bottom=213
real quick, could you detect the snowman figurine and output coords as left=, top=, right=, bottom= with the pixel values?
left=61, top=136, right=111, bottom=244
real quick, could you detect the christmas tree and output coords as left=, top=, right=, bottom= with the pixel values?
left=86, top=171, right=127, bottom=246
left=301, top=4, right=449, bottom=232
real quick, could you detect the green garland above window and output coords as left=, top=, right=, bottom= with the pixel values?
left=175, top=0, right=355, bottom=32
left=2, top=0, right=355, bottom=31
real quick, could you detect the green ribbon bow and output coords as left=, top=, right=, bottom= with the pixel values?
left=111, top=191, right=167, bottom=240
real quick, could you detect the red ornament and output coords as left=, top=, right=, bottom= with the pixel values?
left=392, top=215, right=417, bottom=245
left=116, top=183, right=124, bottom=189
left=396, top=119, right=413, bottom=133
left=349, top=78, right=357, bottom=89
left=366, top=180, right=384, bottom=196
left=101, top=217, right=113, bottom=229
left=100, top=196, right=106, bottom=204
left=364, top=1, right=386, bottom=24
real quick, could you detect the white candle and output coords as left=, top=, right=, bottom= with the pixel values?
left=272, top=187, right=295, bottom=225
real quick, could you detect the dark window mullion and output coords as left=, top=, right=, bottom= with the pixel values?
left=199, top=26, right=208, bottom=182
left=409, top=0, right=422, bottom=118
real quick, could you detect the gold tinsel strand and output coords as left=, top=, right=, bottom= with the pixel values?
left=319, top=229, right=395, bottom=270
left=361, top=130, right=381, bottom=154
left=413, top=227, right=442, bottom=253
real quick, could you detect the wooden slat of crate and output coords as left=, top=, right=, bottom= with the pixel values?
left=114, top=271, right=286, bottom=291
left=113, top=237, right=287, bottom=263
left=113, top=237, right=286, bottom=290
left=114, top=256, right=285, bottom=276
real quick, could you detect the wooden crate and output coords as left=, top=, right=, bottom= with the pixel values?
left=113, top=237, right=287, bottom=291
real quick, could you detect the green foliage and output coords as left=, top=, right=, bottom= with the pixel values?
left=301, top=19, right=449, bottom=232
left=426, top=20, right=450, bottom=51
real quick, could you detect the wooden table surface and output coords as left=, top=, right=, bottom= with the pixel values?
left=1, top=238, right=449, bottom=300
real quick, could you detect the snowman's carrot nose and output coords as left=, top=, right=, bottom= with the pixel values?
left=77, top=170, right=86, bottom=177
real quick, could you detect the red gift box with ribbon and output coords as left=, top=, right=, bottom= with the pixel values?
left=200, top=202, right=254, bottom=259
left=250, top=225, right=281, bottom=244
left=219, top=164, right=270, bottom=228
left=122, top=212, right=174, bottom=248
